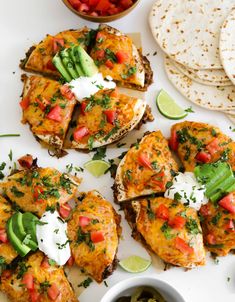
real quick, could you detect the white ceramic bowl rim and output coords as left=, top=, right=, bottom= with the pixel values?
left=100, top=276, right=186, bottom=302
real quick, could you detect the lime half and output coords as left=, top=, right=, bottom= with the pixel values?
left=84, top=160, right=111, bottom=177
left=119, top=255, right=151, bottom=273
left=156, top=89, right=188, bottom=120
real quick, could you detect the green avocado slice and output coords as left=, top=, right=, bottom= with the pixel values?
left=7, top=217, right=31, bottom=257
left=22, top=212, right=39, bottom=245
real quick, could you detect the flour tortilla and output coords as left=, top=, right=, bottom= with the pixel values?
left=172, top=61, right=231, bottom=86
left=149, top=0, right=235, bottom=69
left=165, top=56, right=235, bottom=111
left=220, top=8, right=235, bottom=85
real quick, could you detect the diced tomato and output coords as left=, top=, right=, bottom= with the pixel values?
left=103, top=109, right=117, bottom=124
left=0, top=228, right=8, bottom=243
left=20, top=97, right=30, bottom=110
left=156, top=204, right=169, bottom=221
left=169, top=130, right=178, bottom=151
left=91, top=231, right=105, bottom=243
left=80, top=102, right=87, bottom=115
left=78, top=3, right=90, bottom=12
left=89, top=0, right=99, bottom=7
left=79, top=216, right=91, bottom=227
left=68, top=0, right=81, bottom=9
left=29, top=289, right=41, bottom=302
left=175, top=237, right=194, bottom=254
left=18, top=154, right=33, bottom=169
left=138, top=154, right=152, bottom=170
left=218, top=193, right=235, bottom=214
left=47, top=283, right=60, bottom=301
left=120, top=0, right=133, bottom=9
left=60, top=85, right=75, bottom=100
left=1, top=269, right=12, bottom=279
left=33, top=186, right=45, bottom=203
left=207, top=233, right=216, bottom=245
left=41, top=256, right=50, bottom=269
left=95, top=0, right=111, bottom=11
left=225, top=219, right=235, bottom=232
left=206, top=138, right=221, bottom=155
left=115, top=51, right=129, bottom=64
left=110, top=88, right=119, bottom=98
left=96, top=49, right=105, bottom=60
left=196, top=151, right=211, bottom=163
left=59, top=203, right=72, bottom=219
left=96, top=32, right=106, bottom=42
left=73, top=126, right=89, bottom=141
left=35, top=97, right=50, bottom=111
left=46, top=59, right=57, bottom=71
left=90, top=11, right=98, bottom=16
left=22, top=273, right=34, bottom=290
left=105, top=59, right=114, bottom=69
left=47, top=105, right=62, bottom=122
left=199, top=204, right=210, bottom=217
left=168, top=216, right=186, bottom=229
left=66, top=256, right=74, bottom=267
left=52, top=38, right=64, bottom=54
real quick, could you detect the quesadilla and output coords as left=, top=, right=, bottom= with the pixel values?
left=21, top=75, right=76, bottom=149
left=67, top=190, right=121, bottom=283
left=114, top=131, right=178, bottom=202
left=123, top=196, right=205, bottom=268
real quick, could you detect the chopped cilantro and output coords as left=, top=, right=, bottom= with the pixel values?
left=78, top=277, right=93, bottom=288
left=186, top=218, right=201, bottom=235
left=92, top=146, right=107, bottom=160
left=10, top=186, right=24, bottom=197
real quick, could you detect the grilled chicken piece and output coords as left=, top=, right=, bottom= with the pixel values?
left=67, top=191, right=121, bottom=283
left=20, top=27, right=90, bottom=78
left=114, top=131, right=178, bottom=202
left=124, top=197, right=206, bottom=268
left=200, top=197, right=235, bottom=256
left=170, top=121, right=235, bottom=172
left=21, top=75, right=76, bottom=149
left=0, top=167, right=80, bottom=217
left=68, top=88, right=146, bottom=150
left=0, top=196, right=18, bottom=265
left=0, top=251, right=77, bottom=302
left=90, top=24, right=153, bottom=91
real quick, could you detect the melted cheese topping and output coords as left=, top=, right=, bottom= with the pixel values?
left=36, top=211, right=71, bottom=265
left=164, top=172, right=208, bottom=210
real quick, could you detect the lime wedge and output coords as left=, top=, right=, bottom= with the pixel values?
left=156, top=89, right=188, bottom=120
left=119, top=255, right=151, bottom=273
left=84, top=160, right=111, bottom=177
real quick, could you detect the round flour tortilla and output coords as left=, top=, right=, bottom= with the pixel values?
left=172, top=61, right=231, bottom=86
left=149, top=0, right=235, bottom=69
left=165, top=56, right=235, bottom=111
left=220, top=8, right=235, bottom=85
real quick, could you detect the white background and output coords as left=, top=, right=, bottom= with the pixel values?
left=0, top=0, right=235, bottom=301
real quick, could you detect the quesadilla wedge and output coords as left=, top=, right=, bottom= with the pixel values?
left=169, top=121, right=235, bottom=172
left=123, top=197, right=206, bottom=268
left=199, top=195, right=235, bottom=256
left=68, top=88, right=146, bottom=150
left=90, top=24, right=153, bottom=91
left=0, top=251, right=77, bottom=302
left=0, top=167, right=80, bottom=217
left=21, top=75, right=76, bottom=149
left=114, top=131, right=178, bottom=202
left=20, top=27, right=90, bottom=79
left=67, top=190, right=121, bottom=283
left=0, top=196, right=18, bottom=265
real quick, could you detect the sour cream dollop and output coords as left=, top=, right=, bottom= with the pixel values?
left=164, top=172, right=208, bottom=210
left=36, top=210, right=71, bottom=266
left=70, top=73, right=116, bottom=101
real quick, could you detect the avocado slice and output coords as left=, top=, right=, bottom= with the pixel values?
left=75, top=45, right=98, bottom=77
left=52, top=53, right=72, bottom=82
left=22, top=212, right=38, bottom=244
left=7, top=217, right=31, bottom=257
left=69, top=47, right=85, bottom=77
left=12, top=213, right=38, bottom=251
left=60, top=49, right=79, bottom=80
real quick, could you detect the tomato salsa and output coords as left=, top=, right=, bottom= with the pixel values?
left=68, top=0, right=137, bottom=17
